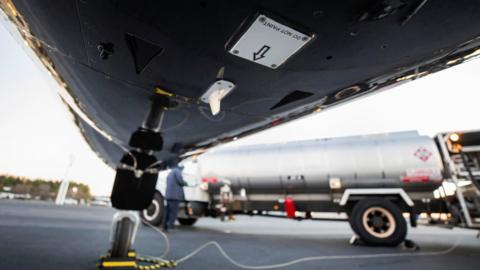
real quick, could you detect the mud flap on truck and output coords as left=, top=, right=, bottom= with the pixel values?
left=409, top=207, right=418, bottom=227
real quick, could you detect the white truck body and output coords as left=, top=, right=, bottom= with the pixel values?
left=147, top=130, right=480, bottom=246
left=156, top=131, right=444, bottom=208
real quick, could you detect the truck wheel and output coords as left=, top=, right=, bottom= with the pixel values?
left=177, top=218, right=198, bottom=226
left=349, top=198, right=407, bottom=246
left=140, top=192, right=164, bottom=226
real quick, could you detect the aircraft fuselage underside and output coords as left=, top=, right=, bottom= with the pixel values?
left=2, top=0, right=480, bottom=166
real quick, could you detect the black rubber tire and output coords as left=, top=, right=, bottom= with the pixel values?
left=140, top=192, right=165, bottom=226
left=177, top=217, right=198, bottom=226
left=349, top=198, right=407, bottom=246
left=110, top=217, right=133, bottom=258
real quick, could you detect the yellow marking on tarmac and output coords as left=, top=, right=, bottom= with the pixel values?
left=102, top=261, right=137, bottom=267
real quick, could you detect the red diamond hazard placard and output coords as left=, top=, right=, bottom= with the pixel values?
left=414, top=147, right=432, bottom=162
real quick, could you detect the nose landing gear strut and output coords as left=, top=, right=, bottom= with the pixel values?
left=98, top=94, right=177, bottom=269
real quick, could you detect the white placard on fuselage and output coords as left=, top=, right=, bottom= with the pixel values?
left=228, top=14, right=314, bottom=69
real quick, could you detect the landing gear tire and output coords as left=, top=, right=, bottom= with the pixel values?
left=177, top=218, right=198, bottom=226
left=111, top=217, right=134, bottom=258
left=140, top=192, right=164, bottom=226
left=349, top=198, right=407, bottom=246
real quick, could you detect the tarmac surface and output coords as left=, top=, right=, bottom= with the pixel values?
left=0, top=200, right=479, bottom=270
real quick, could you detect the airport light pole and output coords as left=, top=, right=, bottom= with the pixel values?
left=55, top=154, right=74, bottom=205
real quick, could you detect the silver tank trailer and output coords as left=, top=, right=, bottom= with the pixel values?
left=197, top=131, right=444, bottom=195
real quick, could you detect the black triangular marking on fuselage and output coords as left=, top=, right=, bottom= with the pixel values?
left=270, top=90, right=314, bottom=110
left=125, top=34, right=164, bottom=74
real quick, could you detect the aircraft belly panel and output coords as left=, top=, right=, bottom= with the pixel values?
left=2, top=0, right=480, bottom=163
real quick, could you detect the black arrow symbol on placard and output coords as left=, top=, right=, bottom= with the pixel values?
left=253, top=45, right=270, bottom=61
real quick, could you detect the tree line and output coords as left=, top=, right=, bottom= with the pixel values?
left=0, top=174, right=91, bottom=202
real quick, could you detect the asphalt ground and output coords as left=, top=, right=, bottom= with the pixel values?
left=0, top=200, right=479, bottom=270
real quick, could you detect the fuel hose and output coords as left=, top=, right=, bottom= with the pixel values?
left=143, top=222, right=462, bottom=269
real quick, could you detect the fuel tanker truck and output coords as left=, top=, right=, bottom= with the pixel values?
left=141, top=130, right=480, bottom=246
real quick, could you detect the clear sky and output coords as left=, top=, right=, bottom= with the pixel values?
left=0, top=22, right=114, bottom=195
left=1, top=19, right=479, bottom=195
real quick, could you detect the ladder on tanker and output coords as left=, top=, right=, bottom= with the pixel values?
left=437, top=132, right=480, bottom=228
left=454, top=150, right=480, bottom=228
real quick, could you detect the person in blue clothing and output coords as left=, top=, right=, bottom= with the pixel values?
left=163, top=163, right=187, bottom=231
